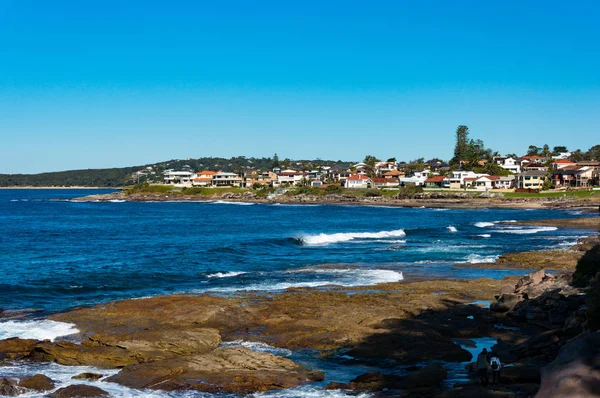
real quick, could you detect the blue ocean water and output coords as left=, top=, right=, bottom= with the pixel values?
left=0, top=189, right=593, bottom=314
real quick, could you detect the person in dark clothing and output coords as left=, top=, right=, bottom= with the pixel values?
left=489, top=352, right=502, bottom=384
left=476, top=348, right=490, bottom=386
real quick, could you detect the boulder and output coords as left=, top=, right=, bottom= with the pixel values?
left=71, top=373, right=103, bottom=381
left=536, top=332, right=600, bottom=397
left=50, top=385, right=109, bottom=398
left=0, top=377, right=22, bottom=396
left=490, top=293, right=522, bottom=313
left=17, top=374, right=55, bottom=391
left=500, top=366, right=541, bottom=384
left=0, top=338, right=37, bottom=360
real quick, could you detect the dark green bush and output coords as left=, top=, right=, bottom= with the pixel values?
left=325, top=184, right=343, bottom=193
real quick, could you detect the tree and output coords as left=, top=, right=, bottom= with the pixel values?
left=553, top=146, right=568, bottom=155
left=272, top=153, right=280, bottom=169
left=527, top=145, right=541, bottom=156
left=587, top=145, right=600, bottom=161
left=386, top=157, right=397, bottom=163
left=571, top=149, right=585, bottom=162
left=362, top=155, right=380, bottom=178
left=542, top=144, right=551, bottom=161
left=451, top=125, right=470, bottom=165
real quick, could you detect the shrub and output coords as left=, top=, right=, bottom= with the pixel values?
left=395, top=184, right=424, bottom=199
left=363, top=189, right=381, bottom=197
left=325, top=184, right=343, bottom=194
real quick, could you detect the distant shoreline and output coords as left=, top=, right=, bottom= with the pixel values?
left=0, top=186, right=121, bottom=189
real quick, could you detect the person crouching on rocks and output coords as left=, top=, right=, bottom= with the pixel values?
left=489, top=352, right=501, bottom=384
left=476, top=348, right=490, bottom=386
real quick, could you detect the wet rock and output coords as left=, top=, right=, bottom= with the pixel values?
left=31, top=341, right=139, bottom=368
left=325, top=364, right=447, bottom=392
left=511, top=330, right=562, bottom=359
left=436, top=383, right=515, bottom=397
left=490, top=293, right=521, bottom=313
left=106, top=347, right=323, bottom=393
left=50, top=385, right=109, bottom=398
left=0, top=377, right=22, bottom=396
left=71, top=373, right=104, bottom=381
left=17, top=374, right=55, bottom=391
left=0, top=338, right=37, bottom=361
left=536, top=332, right=600, bottom=397
left=500, top=366, right=541, bottom=384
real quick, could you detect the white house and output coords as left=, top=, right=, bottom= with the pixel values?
left=448, top=171, right=487, bottom=189
left=471, top=175, right=497, bottom=191
left=345, top=175, right=372, bottom=189
left=213, top=172, right=243, bottom=187
left=494, top=157, right=521, bottom=174
left=276, top=170, right=306, bottom=186
left=193, top=171, right=216, bottom=186
left=163, top=170, right=195, bottom=186
left=494, top=175, right=515, bottom=189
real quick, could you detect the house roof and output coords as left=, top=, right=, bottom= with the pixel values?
left=517, top=170, right=548, bottom=176
left=464, top=177, right=478, bottom=182
left=348, top=175, right=371, bottom=181
left=197, top=171, right=217, bottom=175
left=478, top=175, right=500, bottom=181
left=522, top=155, right=543, bottom=159
left=384, top=170, right=404, bottom=176
left=425, top=175, right=446, bottom=183
left=552, top=159, right=575, bottom=164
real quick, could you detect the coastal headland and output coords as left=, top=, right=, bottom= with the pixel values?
left=1, top=215, right=599, bottom=396
left=73, top=188, right=600, bottom=211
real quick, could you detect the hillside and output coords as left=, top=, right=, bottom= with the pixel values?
left=0, top=157, right=354, bottom=187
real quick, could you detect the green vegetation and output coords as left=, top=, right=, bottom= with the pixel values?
left=502, top=190, right=600, bottom=199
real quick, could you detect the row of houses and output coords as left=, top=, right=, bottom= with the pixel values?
left=163, top=158, right=600, bottom=190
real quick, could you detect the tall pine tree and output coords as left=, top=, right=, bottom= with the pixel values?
left=451, top=125, right=469, bottom=165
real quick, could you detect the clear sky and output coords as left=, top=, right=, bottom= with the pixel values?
left=1, top=0, right=599, bottom=173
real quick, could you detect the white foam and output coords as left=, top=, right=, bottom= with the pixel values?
left=495, top=226, right=558, bottom=234
left=254, top=386, right=374, bottom=397
left=299, top=229, right=406, bottom=246
left=207, top=271, right=247, bottom=278
left=477, top=234, right=492, bottom=238
left=220, top=340, right=292, bottom=357
left=212, top=200, right=255, bottom=205
left=474, top=222, right=495, bottom=228
left=205, top=269, right=403, bottom=293
left=9, top=199, right=18, bottom=202
left=433, top=208, right=449, bottom=211
left=0, top=320, right=79, bottom=341
left=108, top=199, right=126, bottom=203
left=447, top=226, right=458, bottom=232
left=465, top=254, right=499, bottom=263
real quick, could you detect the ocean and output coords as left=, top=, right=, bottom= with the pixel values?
left=0, top=189, right=593, bottom=397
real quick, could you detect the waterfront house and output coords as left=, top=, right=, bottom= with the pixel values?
left=193, top=170, right=217, bottom=186
left=448, top=170, right=486, bottom=189
left=345, top=174, right=372, bottom=189
left=384, top=170, right=406, bottom=179
left=472, top=175, right=499, bottom=191
left=164, top=170, right=195, bottom=187
left=213, top=172, right=243, bottom=187
left=494, top=175, right=515, bottom=189
left=552, top=166, right=595, bottom=188
left=276, top=170, right=305, bottom=186
left=424, top=175, right=449, bottom=188
left=375, top=161, right=398, bottom=175
left=372, top=177, right=399, bottom=188
left=516, top=170, right=548, bottom=190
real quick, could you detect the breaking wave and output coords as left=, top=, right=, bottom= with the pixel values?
left=474, top=222, right=495, bottom=228
left=207, top=271, right=248, bottom=278
left=495, top=226, right=558, bottom=234
left=447, top=226, right=458, bottom=232
left=219, top=340, right=293, bottom=357
left=464, top=254, right=499, bottom=264
left=0, top=320, right=79, bottom=341
left=298, top=229, right=406, bottom=246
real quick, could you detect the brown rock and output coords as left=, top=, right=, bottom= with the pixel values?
left=490, top=293, right=522, bottom=313
left=71, top=373, right=104, bottom=381
left=88, top=328, right=221, bottom=361
left=17, top=374, right=55, bottom=391
left=0, top=377, right=22, bottom=396
left=50, top=385, right=109, bottom=398
left=106, top=347, right=323, bottom=393
left=0, top=338, right=37, bottom=360
left=31, top=341, right=139, bottom=368
left=536, top=332, right=600, bottom=397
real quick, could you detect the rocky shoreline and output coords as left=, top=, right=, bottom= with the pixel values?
left=1, top=217, right=600, bottom=397
left=73, top=190, right=600, bottom=211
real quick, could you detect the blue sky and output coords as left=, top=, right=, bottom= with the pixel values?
left=1, top=1, right=599, bottom=173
